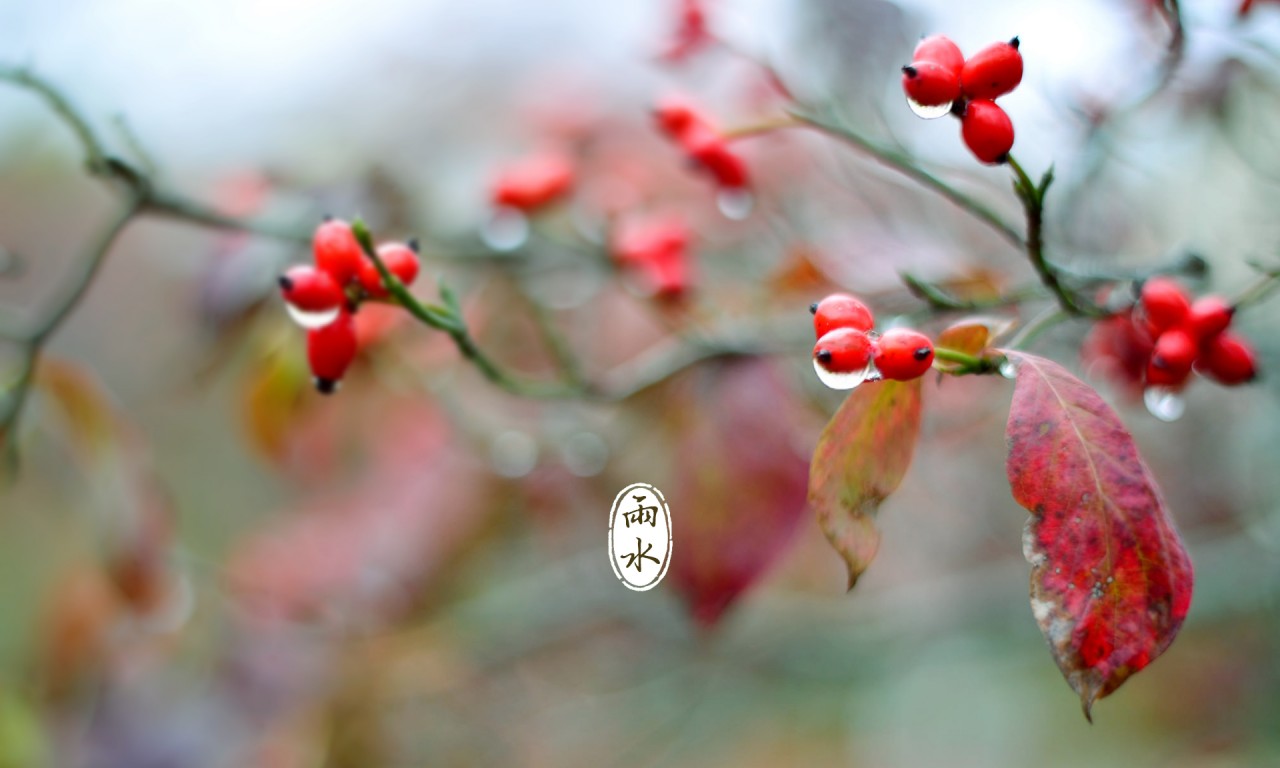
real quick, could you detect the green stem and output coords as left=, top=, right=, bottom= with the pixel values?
left=932, top=345, right=999, bottom=375
left=1005, top=155, right=1102, bottom=318
left=900, top=272, right=1045, bottom=311
left=787, top=109, right=1025, bottom=251
left=1232, top=262, right=1280, bottom=310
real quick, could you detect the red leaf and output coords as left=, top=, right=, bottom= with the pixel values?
left=808, top=378, right=923, bottom=590
left=1003, top=351, right=1194, bottom=720
left=668, top=360, right=810, bottom=626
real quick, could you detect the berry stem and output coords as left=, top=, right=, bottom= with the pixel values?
left=1006, top=155, right=1104, bottom=319
left=721, top=114, right=801, bottom=141
left=900, top=272, right=1045, bottom=311
left=1231, top=261, right=1280, bottom=310
left=932, top=346, right=1000, bottom=375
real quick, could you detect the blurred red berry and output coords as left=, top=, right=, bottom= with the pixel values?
left=490, top=152, right=575, bottom=212
left=307, top=309, right=358, bottom=394
left=1184, top=295, right=1234, bottom=341
left=611, top=214, right=694, bottom=299
left=313, top=218, right=364, bottom=285
left=1139, top=277, right=1191, bottom=336
left=1081, top=311, right=1155, bottom=397
left=358, top=240, right=421, bottom=299
left=278, top=265, right=343, bottom=312
left=1151, top=328, right=1197, bottom=379
left=1199, top=332, right=1258, bottom=385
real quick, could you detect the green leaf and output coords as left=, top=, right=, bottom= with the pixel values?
left=809, top=378, right=923, bottom=590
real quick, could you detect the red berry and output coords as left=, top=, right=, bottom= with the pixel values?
left=913, top=35, right=965, bottom=75
left=874, top=328, right=935, bottom=380
left=813, top=328, right=873, bottom=373
left=307, top=309, right=358, bottom=394
left=358, top=240, right=421, bottom=299
left=313, top=219, right=364, bottom=285
left=1145, top=356, right=1191, bottom=388
left=811, top=293, right=875, bottom=338
left=1184, top=295, right=1234, bottom=341
left=610, top=214, right=693, bottom=298
left=1139, top=277, right=1191, bottom=336
left=653, top=95, right=712, bottom=140
left=960, top=37, right=1023, bottom=100
left=960, top=100, right=1014, bottom=164
left=491, top=152, right=575, bottom=212
left=278, top=265, right=343, bottom=312
left=1199, top=332, right=1258, bottom=385
left=901, top=61, right=962, bottom=107
left=683, top=129, right=749, bottom=189
left=1151, top=328, right=1197, bottom=378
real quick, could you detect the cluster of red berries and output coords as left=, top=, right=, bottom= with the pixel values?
left=610, top=213, right=693, bottom=299
left=278, top=218, right=421, bottom=394
left=902, top=35, right=1023, bottom=164
left=1135, top=277, right=1257, bottom=388
left=810, top=294, right=935, bottom=383
left=653, top=95, right=750, bottom=192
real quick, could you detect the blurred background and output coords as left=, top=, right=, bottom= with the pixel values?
left=1, top=0, right=1280, bottom=765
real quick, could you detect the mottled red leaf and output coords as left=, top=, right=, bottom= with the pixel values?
left=668, top=359, right=810, bottom=626
left=1003, top=351, right=1194, bottom=720
left=808, top=378, right=923, bottom=590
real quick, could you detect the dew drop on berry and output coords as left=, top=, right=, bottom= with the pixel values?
left=481, top=206, right=530, bottom=252
left=285, top=303, right=342, bottom=330
left=1143, top=386, right=1186, bottom=422
left=907, top=96, right=952, bottom=120
left=813, top=358, right=874, bottom=390
left=716, top=187, right=755, bottom=220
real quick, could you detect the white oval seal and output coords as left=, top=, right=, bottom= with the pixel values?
left=608, top=482, right=672, bottom=591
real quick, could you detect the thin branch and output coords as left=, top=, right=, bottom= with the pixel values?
left=1005, top=155, right=1104, bottom=318
left=787, top=108, right=1025, bottom=250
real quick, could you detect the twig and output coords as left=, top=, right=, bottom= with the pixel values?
left=1006, top=155, right=1103, bottom=318
left=900, top=272, right=1044, bottom=311
left=787, top=108, right=1025, bottom=250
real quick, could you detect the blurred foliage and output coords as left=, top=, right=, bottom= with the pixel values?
left=0, top=0, right=1279, bottom=766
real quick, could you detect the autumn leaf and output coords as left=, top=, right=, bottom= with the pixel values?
left=808, top=378, right=923, bottom=590
left=668, top=359, right=810, bottom=626
left=1003, top=351, right=1194, bottom=721
left=933, top=316, right=1013, bottom=373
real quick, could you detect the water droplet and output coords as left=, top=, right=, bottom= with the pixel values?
left=491, top=430, right=538, bottom=478
left=907, top=97, right=953, bottom=120
left=814, top=358, right=877, bottom=390
left=560, top=431, right=608, bottom=477
left=285, top=303, right=341, bottom=329
left=716, top=187, right=754, bottom=220
left=1144, top=386, right=1185, bottom=422
left=482, top=206, right=529, bottom=251
left=999, top=359, right=1018, bottom=379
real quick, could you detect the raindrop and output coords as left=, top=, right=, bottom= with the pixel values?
left=999, top=359, right=1018, bottom=380
left=716, top=187, right=754, bottom=220
left=481, top=206, right=529, bottom=252
left=285, top=303, right=341, bottom=329
left=491, top=430, right=538, bottom=478
left=907, top=97, right=953, bottom=120
left=1143, top=386, right=1185, bottom=422
left=814, top=359, right=876, bottom=390
left=560, top=431, right=609, bottom=477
